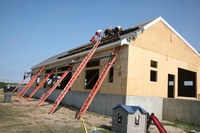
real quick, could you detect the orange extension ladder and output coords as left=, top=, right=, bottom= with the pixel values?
left=12, top=72, right=31, bottom=93
left=76, top=47, right=121, bottom=120
left=17, top=66, right=45, bottom=98
left=48, top=40, right=101, bottom=115
left=37, top=66, right=72, bottom=107
left=26, top=67, right=56, bottom=102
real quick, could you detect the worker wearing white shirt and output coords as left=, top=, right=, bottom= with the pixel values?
left=95, top=29, right=105, bottom=39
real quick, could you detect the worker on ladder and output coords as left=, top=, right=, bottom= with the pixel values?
left=96, top=29, right=104, bottom=39
left=90, top=34, right=98, bottom=43
left=90, top=29, right=104, bottom=43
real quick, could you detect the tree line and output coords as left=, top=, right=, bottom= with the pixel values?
left=0, top=82, right=25, bottom=88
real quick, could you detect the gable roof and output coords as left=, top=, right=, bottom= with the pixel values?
left=113, top=104, right=149, bottom=114
left=31, top=16, right=199, bottom=69
left=143, top=16, right=200, bottom=56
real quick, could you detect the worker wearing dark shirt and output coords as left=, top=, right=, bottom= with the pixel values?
left=104, top=27, right=113, bottom=37
left=113, top=26, right=123, bottom=37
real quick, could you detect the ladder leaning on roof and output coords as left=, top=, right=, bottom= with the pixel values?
left=26, top=67, right=56, bottom=102
left=48, top=40, right=101, bottom=115
left=76, top=46, right=121, bottom=120
left=12, top=72, right=31, bottom=93
left=17, top=66, right=45, bottom=98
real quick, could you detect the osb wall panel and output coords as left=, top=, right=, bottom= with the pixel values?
left=127, top=20, right=200, bottom=97
left=72, top=46, right=129, bottom=95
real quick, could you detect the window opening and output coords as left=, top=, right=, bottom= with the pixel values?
left=56, top=73, right=72, bottom=90
left=109, top=67, right=114, bottom=83
left=150, top=70, right=157, bottom=82
left=36, top=76, right=41, bottom=86
left=55, top=75, right=61, bottom=89
left=44, top=74, right=55, bottom=88
left=151, top=60, right=157, bottom=68
left=45, top=69, right=52, bottom=74
left=85, top=69, right=99, bottom=89
left=178, top=68, right=196, bottom=97
left=135, top=115, right=140, bottom=125
left=118, top=113, right=122, bottom=124
left=168, top=74, right=175, bottom=98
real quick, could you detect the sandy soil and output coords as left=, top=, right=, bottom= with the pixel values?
left=0, top=90, right=187, bottom=133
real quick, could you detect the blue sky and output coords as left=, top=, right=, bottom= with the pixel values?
left=0, top=0, right=200, bottom=83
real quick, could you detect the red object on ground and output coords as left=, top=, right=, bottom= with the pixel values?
left=149, top=113, right=167, bottom=133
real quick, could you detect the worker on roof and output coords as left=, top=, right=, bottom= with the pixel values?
left=104, top=27, right=113, bottom=37
left=113, top=26, right=123, bottom=37
left=90, top=34, right=98, bottom=43
left=90, top=29, right=104, bottom=43
left=95, top=29, right=105, bottom=39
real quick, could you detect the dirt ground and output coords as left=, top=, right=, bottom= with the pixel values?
left=0, top=89, right=187, bottom=133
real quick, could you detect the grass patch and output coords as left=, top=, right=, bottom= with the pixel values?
left=162, top=120, right=200, bottom=132
left=0, top=103, right=85, bottom=133
left=0, top=104, right=21, bottom=121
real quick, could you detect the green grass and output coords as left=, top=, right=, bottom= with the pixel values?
left=162, top=120, right=200, bottom=132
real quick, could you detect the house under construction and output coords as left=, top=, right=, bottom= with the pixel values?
left=18, top=16, right=200, bottom=125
